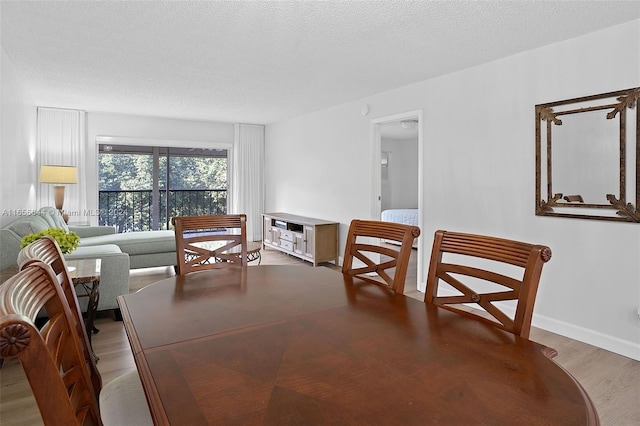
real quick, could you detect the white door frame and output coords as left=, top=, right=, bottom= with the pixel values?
left=370, top=110, right=424, bottom=291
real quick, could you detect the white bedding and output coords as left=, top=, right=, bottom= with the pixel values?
left=381, top=209, right=418, bottom=226
left=381, top=209, right=419, bottom=247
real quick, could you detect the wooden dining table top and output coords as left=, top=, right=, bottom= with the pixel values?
left=117, top=265, right=598, bottom=426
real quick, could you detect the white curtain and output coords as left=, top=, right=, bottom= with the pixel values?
left=229, top=124, right=264, bottom=242
left=37, top=107, right=87, bottom=218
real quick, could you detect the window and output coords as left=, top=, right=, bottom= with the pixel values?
left=98, top=145, right=227, bottom=232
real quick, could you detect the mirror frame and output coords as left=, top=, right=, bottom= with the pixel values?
left=535, top=87, right=640, bottom=223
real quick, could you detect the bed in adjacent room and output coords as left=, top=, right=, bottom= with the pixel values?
left=381, top=208, right=419, bottom=248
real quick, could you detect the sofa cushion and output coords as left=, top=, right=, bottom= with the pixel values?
left=68, top=244, right=123, bottom=258
left=38, top=207, right=69, bottom=231
left=79, top=230, right=175, bottom=256
left=5, top=215, right=49, bottom=237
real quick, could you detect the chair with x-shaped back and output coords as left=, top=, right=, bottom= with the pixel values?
left=172, top=214, right=248, bottom=275
left=342, top=219, right=420, bottom=294
left=425, top=230, right=552, bottom=339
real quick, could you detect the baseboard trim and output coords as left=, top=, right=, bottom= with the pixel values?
left=532, top=314, right=640, bottom=361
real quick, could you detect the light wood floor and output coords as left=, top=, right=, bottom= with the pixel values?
left=1, top=248, right=639, bottom=425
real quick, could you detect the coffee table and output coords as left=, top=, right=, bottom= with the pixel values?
left=234, top=241, right=262, bottom=264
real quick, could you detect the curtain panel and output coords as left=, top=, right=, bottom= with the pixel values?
left=229, top=124, right=264, bottom=241
left=37, top=107, right=87, bottom=218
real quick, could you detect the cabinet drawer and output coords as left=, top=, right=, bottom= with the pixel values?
left=279, top=240, right=293, bottom=251
left=280, top=230, right=294, bottom=242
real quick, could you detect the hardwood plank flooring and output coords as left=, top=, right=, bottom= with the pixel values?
left=1, top=247, right=638, bottom=425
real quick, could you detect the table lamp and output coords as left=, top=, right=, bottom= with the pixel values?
left=39, top=165, right=78, bottom=222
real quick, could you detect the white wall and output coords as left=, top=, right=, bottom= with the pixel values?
left=381, top=137, right=418, bottom=211
left=265, top=20, right=640, bottom=360
left=0, top=47, right=37, bottom=227
left=84, top=112, right=235, bottom=216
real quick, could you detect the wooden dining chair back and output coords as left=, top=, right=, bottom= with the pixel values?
left=17, top=236, right=102, bottom=396
left=425, top=230, right=552, bottom=339
left=342, top=219, right=420, bottom=294
left=0, top=261, right=101, bottom=425
left=172, top=214, right=248, bottom=275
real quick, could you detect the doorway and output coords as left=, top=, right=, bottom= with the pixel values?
left=370, top=110, right=424, bottom=292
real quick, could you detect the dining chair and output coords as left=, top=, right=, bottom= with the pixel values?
left=0, top=261, right=153, bottom=425
left=17, top=235, right=101, bottom=396
left=424, top=230, right=552, bottom=339
left=342, top=219, right=421, bottom=294
left=172, top=214, right=248, bottom=275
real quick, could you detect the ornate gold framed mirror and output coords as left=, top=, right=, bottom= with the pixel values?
left=535, top=87, right=640, bottom=222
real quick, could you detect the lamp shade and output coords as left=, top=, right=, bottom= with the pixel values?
left=39, top=165, right=78, bottom=184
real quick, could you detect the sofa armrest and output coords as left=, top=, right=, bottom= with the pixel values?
left=66, top=246, right=130, bottom=312
left=70, top=225, right=116, bottom=238
left=0, top=229, right=21, bottom=271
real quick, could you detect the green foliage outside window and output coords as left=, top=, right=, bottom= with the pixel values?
left=99, top=152, right=227, bottom=191
left=98, top=147, right=228, bottom=232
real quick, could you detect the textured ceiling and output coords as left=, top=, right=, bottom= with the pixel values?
left=1, top=1, right=639, bottom=124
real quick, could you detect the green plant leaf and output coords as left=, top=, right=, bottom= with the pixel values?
left=20, top=228, right=80, bottom=254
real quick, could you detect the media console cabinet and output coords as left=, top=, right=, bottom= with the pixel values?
left=262, top=212, right=339, bottom=266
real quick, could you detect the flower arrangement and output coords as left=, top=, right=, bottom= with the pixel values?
left=21, top=227, right=80, bottom=254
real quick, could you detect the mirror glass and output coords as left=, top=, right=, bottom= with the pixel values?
left=536, top=88, right=639, bottom=222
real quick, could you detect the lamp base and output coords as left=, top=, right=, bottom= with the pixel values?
left=52, top=186, right=69, bottom=223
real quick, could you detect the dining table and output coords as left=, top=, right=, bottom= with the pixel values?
left=117, top=265, right=598, bottom=425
